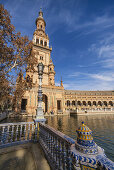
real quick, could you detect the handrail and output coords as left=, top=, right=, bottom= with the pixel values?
left=0, top=121, right=34, bottom=127
left=0, top=121, right=114, bottom=170
left=39, top=123, right=114, bottom=170
left=0, top=121, right=35, bottom=148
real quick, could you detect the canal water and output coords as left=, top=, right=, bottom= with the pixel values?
left=1, top=114, right=114, bottom=161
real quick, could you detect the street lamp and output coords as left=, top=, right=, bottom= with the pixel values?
left=35, top=62, right=46, bottom=122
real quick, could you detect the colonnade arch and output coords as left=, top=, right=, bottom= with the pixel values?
left=66, top=100, right=113, bottom=109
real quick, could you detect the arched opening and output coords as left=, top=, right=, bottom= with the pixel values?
left=104, top=101, right=107, bottom=106
left=98, top=101, right=102, bottom=106
left=93, top=101, right=96, bottom=106
left=77, top=101, right=81, bottom=106
left=42, top=94, right=48, bottom=113
left=36, top=39, right=39, bottom=44
left=40, top=56, right=43, bottom=60
left=44, top=41, right=47, bottom=46
left=82, top=101, right=86, bottom=106
left=109, top=101, right=113, bottom=106
left=26, top=75, right=30, bottom=82
left=40, top=40, right=43, bottom=45
left=88, top=101, right=91, bottom=106
left=72, top=101, right=75, bottom=106
left=67, top=100, right=70, bottom=106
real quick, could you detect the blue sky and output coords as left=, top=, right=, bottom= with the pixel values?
left=2, top=0, right=114, bottom=90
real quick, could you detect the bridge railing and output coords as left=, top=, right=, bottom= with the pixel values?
left=0, top=121, right=114, bottom=170
left=39, top=123, right=82, bottom=170
left=0, top=121, right=37, bottom=148
left=39, top=123, right=114, bottom=170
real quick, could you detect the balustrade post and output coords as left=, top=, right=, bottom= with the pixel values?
left=34, top=121, right=39, bottom=142
left=15, top=125, right=18, bottom=141
left=66, top=144, right=72, bottom=170
left=11, top=125, right=14, bottom=143
left=61, top=141, right=66, bottom=170
left=2, top=126, right=7, bottom=144
left=27, top=124, right=30, bottom=140
left=19, top=124, right=23, bottom=141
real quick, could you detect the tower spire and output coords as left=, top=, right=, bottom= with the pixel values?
left=39, top=7, right=43, bottom=17
left=60, top=77, right=63, bottom=87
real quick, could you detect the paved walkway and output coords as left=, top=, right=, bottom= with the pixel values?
left=0, top=143, right=50, bottom=170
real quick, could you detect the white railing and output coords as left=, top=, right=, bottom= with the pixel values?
left=0, top=122, right=37, bottom=148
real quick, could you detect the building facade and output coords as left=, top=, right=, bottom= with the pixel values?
left=21, top=10, right=114, bottom=116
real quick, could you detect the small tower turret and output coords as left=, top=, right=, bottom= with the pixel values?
left=33, top=9, right=49, bottom=48
left=48, top=58, right=55, bottom=86
left=60, top=77, right=63, bottom=87
left=36, top=8, right=46, bottom=32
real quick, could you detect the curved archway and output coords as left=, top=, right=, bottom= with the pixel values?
left=40, top=40, right=43, bottom=45
left=43, top=94, right=48, bottom=113
left=72, top=100, right=75, bottom=106
left=77, top=101, right=81, bottom=106
left=67, top=100, right=70, bottom=107
left=44, top=41, right=47, bottom=46
left=104, top=101, right=107, bottom=106
left=109, top=101, right=113, bottom=106
left=82, top=101, right=86, bottom=106
left=36, top=39, right=39, bottom=44
left=93, top=101, right=96, bottom=106
left=88, top=101, right=91, bottom=106
left=98, top=101, right=102, bottom=106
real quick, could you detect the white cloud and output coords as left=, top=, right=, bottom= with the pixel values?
left=88, top=33, right=114, bottom=68
left=90, top=74, right=114, bottom=81
left=64, top=71, right=114, bottom=90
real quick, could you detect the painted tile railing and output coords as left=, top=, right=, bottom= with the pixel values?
left=0, top=122, right=36, bottom=148
left=0, top=121, right=114, bottom=170
left=39, top=122, right=114, bottom=170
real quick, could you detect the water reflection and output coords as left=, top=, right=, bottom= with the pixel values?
left=46, top=114, right=114, bottom=161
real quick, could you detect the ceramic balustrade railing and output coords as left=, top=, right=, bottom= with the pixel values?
left=39, top=123, right=77, bottom=170
left=39, top=123, right=114, bottom=170
left=0, top=122, right=37, bottom=148
left=0, top=121, right=114, bottom=169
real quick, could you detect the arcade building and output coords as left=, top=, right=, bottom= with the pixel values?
left=20, top=10, right=114, bottom=116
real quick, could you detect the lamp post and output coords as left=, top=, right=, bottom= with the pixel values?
left=35, top=62, right=46, bottom=122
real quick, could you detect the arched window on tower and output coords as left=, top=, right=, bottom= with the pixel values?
left=26, top=75, right=30, bottom=82
left=41, top=25, right=42, bottom=29
left=36, top=39, right=39, bottom=44
left=40, top=56, right=43, bottom=60
left=40, top=40, right=43, bottom=46
left=44, top=41, right=47, bottom=46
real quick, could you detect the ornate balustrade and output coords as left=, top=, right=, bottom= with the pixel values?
left=39, top=123, right=114, bottom=170
left=0, top=122, right=37, bottom=148
left=0, top=121, right=114, bottom=170
left=39, top=123, right=75, bottom=170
